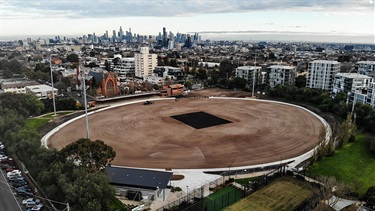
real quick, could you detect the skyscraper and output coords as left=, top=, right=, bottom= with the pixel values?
left=119, top=26, right=124, bottom=41
left=163, top=27, right=167, bottom=48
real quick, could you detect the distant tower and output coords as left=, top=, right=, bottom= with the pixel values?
left=163, top=27, right=167, bottom=48
left=119, top=26, right=124, bottom=41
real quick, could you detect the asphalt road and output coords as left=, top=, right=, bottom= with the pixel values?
left=0, top=169, right=22, bottom=211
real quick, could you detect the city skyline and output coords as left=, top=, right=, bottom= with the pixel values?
left=1, top=0, right=374, bottom=43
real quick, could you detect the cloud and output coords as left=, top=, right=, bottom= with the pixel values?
left=2, top=0, right=373, bottom=19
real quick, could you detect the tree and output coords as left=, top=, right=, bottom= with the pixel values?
left=66, top=53, right=79, bottom=63
left=113, top=57, right=121, bottom=66
left=363, top=186, right=375, bottom=208
left=314, top=176, right=353, bottom=209
left=60, top=138, right=116, bottom=171
left=295, top=75, right=306, bottom=88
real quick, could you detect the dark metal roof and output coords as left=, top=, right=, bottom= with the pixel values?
left=105, top=166, right=172, bottom=190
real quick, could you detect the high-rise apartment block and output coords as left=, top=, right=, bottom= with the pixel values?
left=267, top=65, right=296, bottom=88
left=134, top=47, right=157, bottom=77
left=356, top=61, right=375, bottom=78
left=306, top=60, right=340, bottom=91
left=332, top=73, right=373, bottom=96
left=235, top=66, right=262, bottom=88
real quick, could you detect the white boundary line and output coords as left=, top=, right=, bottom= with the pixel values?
left=41, top=97, right=331, bottom=173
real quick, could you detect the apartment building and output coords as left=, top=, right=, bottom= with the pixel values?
left=134, top=47, right=157, bottom=77
left=267, top=65, right=296, bottom=88
left=306, top=60, right=340, bottom=91
left=332, top=73, right=373, bottom=96
left=235, top=66, right=262, bottom=88
left=356, top=61, right=375, bottom=78
left=113, top=58, right=135, bottom=77
left=353, top=82, right=375, bottom=108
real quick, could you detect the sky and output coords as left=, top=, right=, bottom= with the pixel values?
left=0, top=0, right=374, bottom=43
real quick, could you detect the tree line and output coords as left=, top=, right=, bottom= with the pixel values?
left=269, top=85, right=375, bottom=135
left=0, top=93, right=123, bottom=211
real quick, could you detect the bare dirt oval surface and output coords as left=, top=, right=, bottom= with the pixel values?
left=48, top=98, right=324, bottom=169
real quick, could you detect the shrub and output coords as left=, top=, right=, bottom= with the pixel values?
left=171, top=186, right=182, bottom=192
left=349, top=135, right=356, bottom=142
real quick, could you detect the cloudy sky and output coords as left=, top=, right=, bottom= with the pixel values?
left=0, top=0, right=374, bottom=43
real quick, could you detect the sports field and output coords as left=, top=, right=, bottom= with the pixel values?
left=47, top=98, right=324, bottom=169
left=224, top=177, right=314, bottom=211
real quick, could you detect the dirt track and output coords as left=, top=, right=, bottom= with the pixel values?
left=48, top=98, right=324, bottom=169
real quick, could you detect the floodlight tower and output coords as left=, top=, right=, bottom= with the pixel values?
left=49, top=55, right=57, bottom=116
left=80, top=59, right=90, bottom=139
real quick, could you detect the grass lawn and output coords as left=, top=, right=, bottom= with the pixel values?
left=224, top=177, right=314, bottom=211
left=25, top=111, right=74, bottom=130
left=235, top=176, right=260, bottom=186
left=307, top=133, right=375, bottom=195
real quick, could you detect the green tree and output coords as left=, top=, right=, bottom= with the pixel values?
left=67, top=53, right=79, bottom=63
left=363, top=186, right=375, bottom=208
left=113, top=57, right=121, bottom=66
left=60, top=138, right=116, bottom=171
left=295, top=75, right=306, bottom=88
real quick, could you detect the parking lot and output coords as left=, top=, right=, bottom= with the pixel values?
left=1, top=143, right=44, bottom=211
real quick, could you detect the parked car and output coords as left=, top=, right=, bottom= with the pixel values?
left=7, top=170, right=21, bottom=178
left=12, top=181, right=28, bottom=188
left=22, top=198, right=41, bottom=205
left=8, top=175, right=24, bottom=182
left=16, top=186, right=33, bottom=197
left=0, top=144, right=4, bottom=149
left=1, top=163, right=11, bottom=170
left=0, top=154, right=8, bottom=160
left=28, top=204, right=44, bottom=211
left=6, top=167, right=17, bottom=173
left=26, top=201, right=42, bottom=208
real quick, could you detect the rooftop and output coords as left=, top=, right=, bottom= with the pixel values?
left=268, top=65, right=296, bottom=69
left=357, top=61, right=375, bottom=65
left=26, top=84, right=58, bottom=92
left=335, top=73, right=373, bottom=79
left=310, top=60, right=340, bottom=64
left=105, top=166, right=172, bottom=190
left=236, top=66, right=262, bottom=70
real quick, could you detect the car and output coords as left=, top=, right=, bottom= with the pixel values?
left=25, top=201, right=42, bottom=208
left=28, top=204, right=44, bottom=211
left=1, top=163, right=10, bottom=170
left=8, top=175, right=24, bottom=182
left=6, top=167, right=17, bottom=173
left=7, top=170, right=21, bottom=178
left=16, top=186, right=33, bottom=197
left=0, top=144, right=4, bottom=149
left=22, top=198, right=41, bottom=205
left=0, top=154, right=7, bottom=160
left=12, top=182, right=28, bottom=188
left=143, top=100, right=154, bottom=105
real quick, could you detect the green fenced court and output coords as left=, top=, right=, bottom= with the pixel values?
left=202, top=186, right=243, bottom=211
